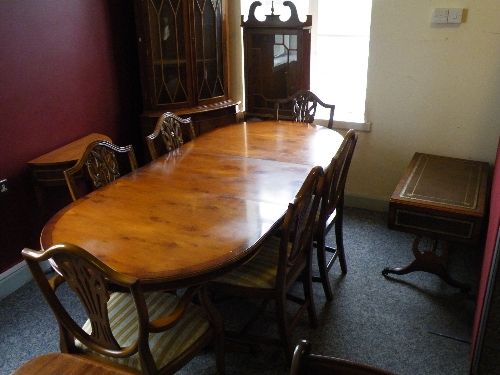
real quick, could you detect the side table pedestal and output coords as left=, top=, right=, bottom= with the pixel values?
left=384, top=153, right=489, bottom=292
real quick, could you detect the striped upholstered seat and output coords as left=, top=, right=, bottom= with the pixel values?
left=76, top=291, right=210, bottom=370
left=213, top=236, right=283, bottom=289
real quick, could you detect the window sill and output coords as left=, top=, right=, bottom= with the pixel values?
left=314, top=119, right=371, bottom=132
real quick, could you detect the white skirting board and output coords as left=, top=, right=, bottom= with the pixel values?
left=344, top=193, right=389, bottom=213
left=315, top=118, right=372, bottom=132
left=0, top=260, right=51, bottom=301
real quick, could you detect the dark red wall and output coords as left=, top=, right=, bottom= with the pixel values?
left=0, top=0, right=142, bottom=272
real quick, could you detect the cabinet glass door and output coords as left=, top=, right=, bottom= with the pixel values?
left=147, top=0, right=190, bottom=105
left=248, top=31, right=302, bottom=113
left=193, top=0, right=225, bottom=101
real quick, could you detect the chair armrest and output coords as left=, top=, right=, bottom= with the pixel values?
left=48, top=273, right=66, bottom=291
left=148, top=285, right=203, bottom=332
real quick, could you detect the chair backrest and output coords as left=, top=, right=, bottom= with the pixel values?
left=277, top=166, right=324, bottom=285
left=275, top=90, right=336, bottom=129
left=21, top=243, right=209, bottom=375
left=290, top=340, right=399, bottom=375
left=63, top=140, right=138, bottom=201
left=317, top=130, right=358, bottom=227
left=22, top=244, right=145, bottom=359
left=146, top=112, right=196, bottom=160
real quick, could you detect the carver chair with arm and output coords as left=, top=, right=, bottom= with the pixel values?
left=208, top=166, right=324, bottom=363
left=22, top=243, right=225, bottom=375
left=146, top=112, right=196, bottom=160
left=313, top=129, right=358, bottom=301
left=290, top=340, right=398, bottom=375
left=275, top=90, right=336, bottom=129
left=63, top=140, right=138, bottom=201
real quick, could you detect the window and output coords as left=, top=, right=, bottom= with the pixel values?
left=240, top=0, right=372, bottom=131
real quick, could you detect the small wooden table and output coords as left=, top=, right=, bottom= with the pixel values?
left=384, top=153, right=489, bottom=292
left=27, top=133, right=111, bottom=211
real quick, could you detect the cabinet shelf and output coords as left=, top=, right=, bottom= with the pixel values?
left=152, top=59, right=187, bottom=65
left=151, top=58, right=220, bottom=66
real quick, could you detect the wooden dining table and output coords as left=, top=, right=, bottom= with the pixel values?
left=40, top=121, right=344, bottom=291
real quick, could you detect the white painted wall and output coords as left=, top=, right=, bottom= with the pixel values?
left=229, top=1, right=500, bottom=210
left=228, top=2, right=244, bottom=109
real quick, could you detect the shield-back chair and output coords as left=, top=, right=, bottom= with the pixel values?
left=146, top=112, right=196, bottom=161
left=22, top=243, right=225, bottom=375
left=275, top=90, right=335, bottom=129
left=209, top=166, right=324, bottom=363
left=63, top=140, right=138, bottom=201
left=313, top=129, right=358, bottom=300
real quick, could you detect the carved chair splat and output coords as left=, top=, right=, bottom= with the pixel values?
left=63, top=140, right=138, bottom=201
left=146, top=112, right=196, bottom=160
left=275, top=90, right=335, bottom=129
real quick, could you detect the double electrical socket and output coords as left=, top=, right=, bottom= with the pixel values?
left=433, top=8, right=463, bottom=24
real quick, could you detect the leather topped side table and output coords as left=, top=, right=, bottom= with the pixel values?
left=384, top=152, right=489, bottom=292
left=28, top=133, right=111, bottom=213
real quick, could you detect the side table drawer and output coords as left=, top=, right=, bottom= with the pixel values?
left=29, top=161, right=77, bottom=186
left=389, top=203, right=482, bottom=244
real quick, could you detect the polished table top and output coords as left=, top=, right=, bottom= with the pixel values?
left=41, top=121, right=343, bottom=290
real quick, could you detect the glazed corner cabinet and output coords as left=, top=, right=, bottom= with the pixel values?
left=242, top=1, right=311, bottom=120
left=133, top=0, right=239, bottom=159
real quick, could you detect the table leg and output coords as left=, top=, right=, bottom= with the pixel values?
left=382, top=236, right=471, bottom=293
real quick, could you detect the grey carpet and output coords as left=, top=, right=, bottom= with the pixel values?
left=0, top=207, right=481, bottom=375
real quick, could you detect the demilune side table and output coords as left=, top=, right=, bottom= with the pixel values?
left=27, top=133, right=111, bottom=214
left=384, top=152, right=489, bottom=292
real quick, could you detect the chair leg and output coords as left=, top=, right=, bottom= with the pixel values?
left=303, top=261, right=318, bottom=328
left=316, top=235, right=334, bottom=301
left=199, top=285, right=226, bottom=375
left=334, top=208, right=347, bottom=275
left=214, top=330, right=226, bottom=375
left=275, top=296, right=293, bottom=364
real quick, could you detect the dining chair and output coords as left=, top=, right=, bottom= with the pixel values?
left=146, top=112, right=196, bottom=160
left=289, top=340, right=398, bottom=375
left=275, top=90, right=335, bottom=129
left=313, top=129, right=358, bottom=301
left=208, top=166, right=324, bottom=363
left=22, top=243, right=225, bottom=375
left=10, top=353, right=132, bottom=375
left=63, top=140, right=138, bottom=201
